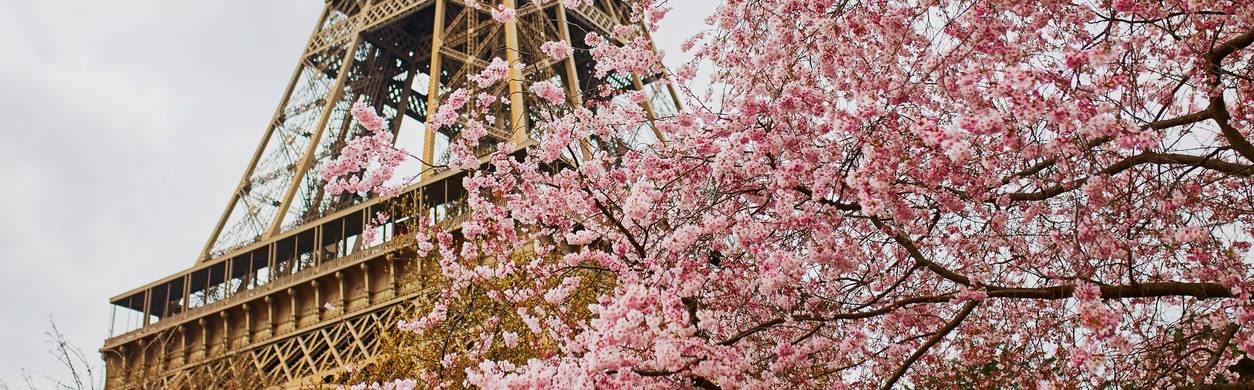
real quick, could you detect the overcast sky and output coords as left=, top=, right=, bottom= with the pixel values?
left=0, top=1, right=714, bottom=387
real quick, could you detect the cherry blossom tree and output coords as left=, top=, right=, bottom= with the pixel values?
left=330, top=0, right=1254, bottom=388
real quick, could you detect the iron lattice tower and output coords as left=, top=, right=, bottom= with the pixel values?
left=100, top=0, right=678, bottom=388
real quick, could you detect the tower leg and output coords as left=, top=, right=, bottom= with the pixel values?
left=505, top=0, right=529, bottom=145
left=421, top=0, right=447, bottom=179
left=268, top=30, right=369, bottom=237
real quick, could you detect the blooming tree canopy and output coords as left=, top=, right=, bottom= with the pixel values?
left=330, top=0, right=1254, bottom=388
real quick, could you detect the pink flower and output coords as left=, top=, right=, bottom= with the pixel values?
left=1077, top=301, right=1119, bottom=340
left=416, top=240, right=434, bottom=257
left=530, top=80, right=567, bottom=105
left=321, top=102, right=408, bottom=197
left=1113, top=0, right=1137, bottom=13
left=1239, top=308, right=1254, bottom=327
left=1074, top=281, right=1102, bottom=301
left=653, top=340, right=684, bottom=370
left=350, top=101, right=386, bottom=131
left=1174, top=226, right=1208, bottom=243
left=952, top=287, right=988, bottom=303
left=491, top=5, right=515, bottom=23
left=362, top=223, right=379, bottom=245
left=299, top=0, right=1254, bottom=387
left=471, top=57, right=510, bottom=88
left=502, top=331, right=519, bottom=348
left=1063, top=49, right=1089, bottom=69
left=623, top=180, right=659, bottom=222
left=398, top=302, right=447, bottom=332
left=541, top=40, right=572, bottom=60
left=1242, top=337, right=1254, bottom=357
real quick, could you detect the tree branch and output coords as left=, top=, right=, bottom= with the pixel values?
left=986, top=281, right=1231, bottom=300
left=870, top=217, right=972, bottom=286
left=1151, top=110, right=1216, bottom=130
left=691, top=376, right=723, bottom=390
left=1007, top=152, right=1252, bottom=201
left=590, top=196, right=648, bottom=259
left=1205, top=27, right=1254, bottom=163
left=1002, top=109, right=1212, bottom=186
left=1205, top=27, right=1254, bottom=65
left=635, top=368, right=723, bottom=390
left=1200, top=324, right=1239, bottom=382
left=719, top=282, right=1229, bottom=348
left=1208, top=95, right=1254, bottom=163
left=881, top=301, right=979, bottom=390
left=718, top=295, right=953, bottom=346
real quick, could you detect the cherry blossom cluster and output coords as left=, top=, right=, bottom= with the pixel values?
left=320, top=102, right=408, bottom=197
left=529, top=80, right=567, bottom=105
left=490, top=5, right=515, bottom=23
left=540, top=40, right=572, bottom=60
left=342, top=379, right=418, bottom=390
left=360, top=212, right=389, bottom=246
left=343, top=0, right=1254, bottom=388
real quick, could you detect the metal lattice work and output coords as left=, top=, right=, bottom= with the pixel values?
left=102, top=1, right=681, bottom=388
left=207, top=7, right=356, bottom=257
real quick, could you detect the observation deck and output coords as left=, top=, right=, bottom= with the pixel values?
left=102, top=162, right=476, bottom=388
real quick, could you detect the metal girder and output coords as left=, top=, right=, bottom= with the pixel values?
left=360, top=0, right=434, bottom=32
left=198, top=8, right=335, bottom=261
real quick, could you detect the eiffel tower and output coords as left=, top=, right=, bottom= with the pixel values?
left=100, top=1, right=678, bottom=388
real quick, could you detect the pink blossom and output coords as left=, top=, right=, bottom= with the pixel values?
left=1063, top=49, right=1089, bottom=69
left=491, top=5, right=515, bottom=23
left=622, top=180, right=659, bottom=222
left=541, top=40, right=572, bottom=60
left=416, top=240, right=434, bottom=257
left=398, top=302, right=447, bottom=332
left=345, top=379, right=418, bottom=390
left=502, top=331, right=519, bottom=348
left=321, top=102, right=408, bottom=197
left=952, top=287, right=988, bottom=303
left=530, top=80, right=567, bottom=105
left=1174, top=226, right=1208, bottom=244
left=471, top=57, right=510, bottom=88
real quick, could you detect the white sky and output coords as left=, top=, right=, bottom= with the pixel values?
left=0, top=1, right=715, bottom=387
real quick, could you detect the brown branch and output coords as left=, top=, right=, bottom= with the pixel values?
left=635, top=367, right=722, bottom=390
left=1200, top=324, right=1239, bottom=382
left=1205, top=27, right=1254, bottom=66
left=793, top=185, right=861, bottom=212
left=986, top=281, right=1232, bottom=300
left=1007, top=152, right=1252, bottom=201
left=1208, top=96, right=1254, bottom=163
left=1002, top=109, right=1212, bottom=185
left=881, top=301, right=979, bottom=390
left=1205, top=27, right=1254, bottom=163
left=719, top=282, right=1229, bottom=348
left=590, top=196, right=648, bottom=259
left=870, top=217, right=972, bottom=286
left=1138, top=153, right=1254, bottom=176
left=718, top=295, right=953, bottom=346
left=691, top=376, right=723, bottom=390
left=794, top=186, right=974, bottom=287
left=1151, top=110, right=1216, bottom=130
